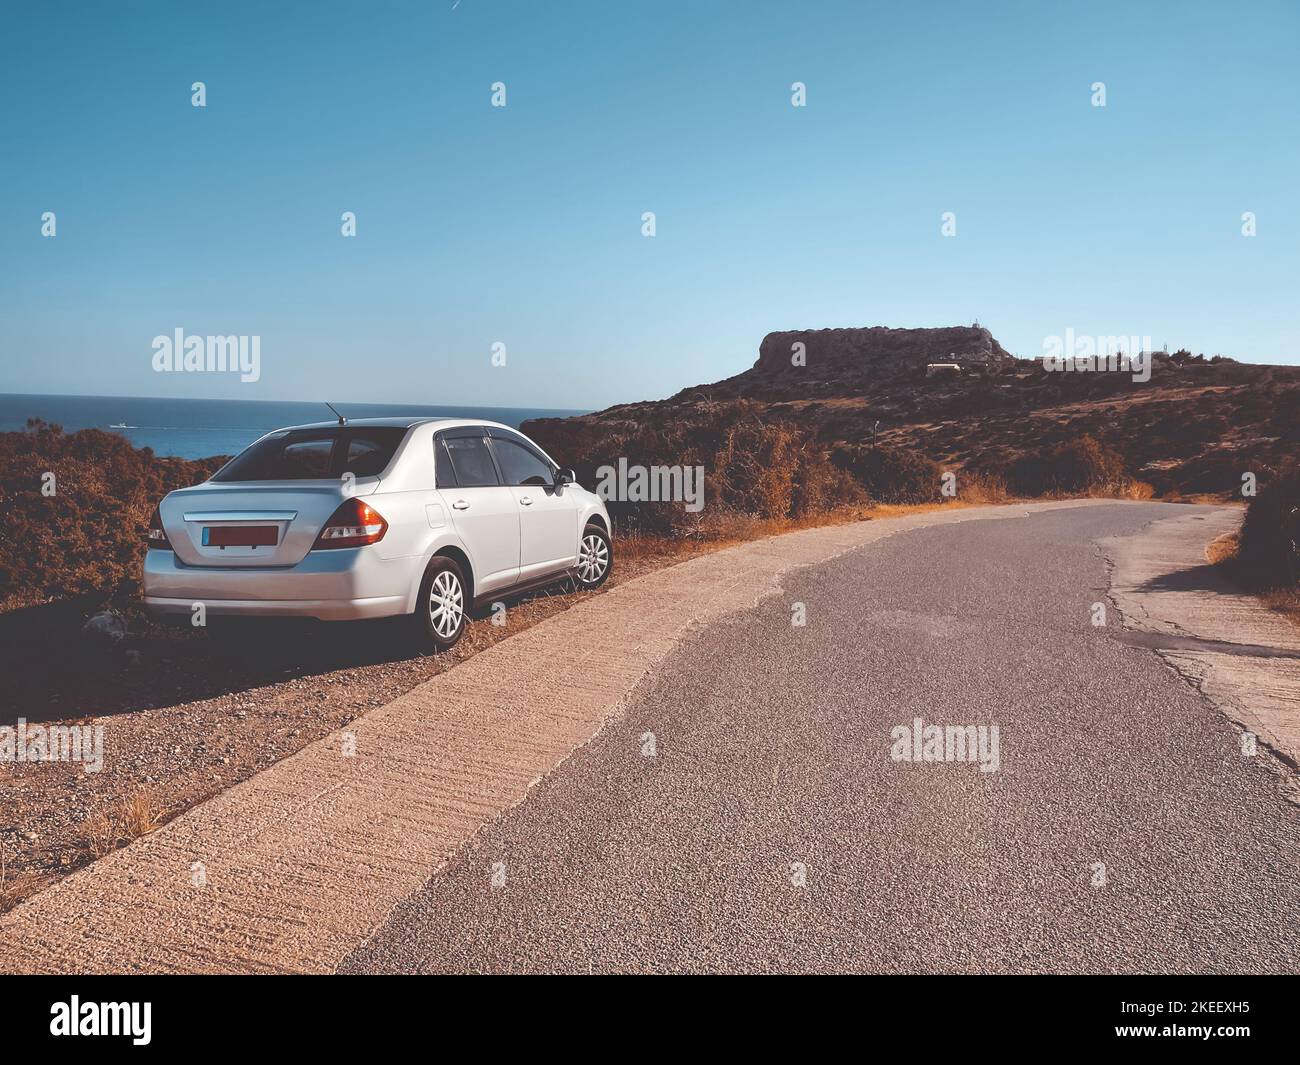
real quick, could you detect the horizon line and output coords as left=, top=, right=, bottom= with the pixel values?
left=0, top=390, right=592, bottom=415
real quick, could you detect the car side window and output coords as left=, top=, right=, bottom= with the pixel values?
left=443, top=434, right=500, bottom=487
left=434, top=436, right=457, bottom=488
left=491, top=438, right=554, bottom=487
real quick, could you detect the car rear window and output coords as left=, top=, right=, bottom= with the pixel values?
left=343, top=435, right=398, bottom=477
left=281, top=437, right=334, bottom=478
left=212, top=427, right=409, bottom=482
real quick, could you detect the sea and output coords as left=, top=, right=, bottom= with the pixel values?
left=0, top=394, right=588, bottom=461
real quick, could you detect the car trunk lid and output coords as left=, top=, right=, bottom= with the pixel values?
left=160, top=481, right=370, bottom=567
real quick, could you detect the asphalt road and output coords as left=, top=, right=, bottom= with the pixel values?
left=342, top=503, right=1300, bottom=974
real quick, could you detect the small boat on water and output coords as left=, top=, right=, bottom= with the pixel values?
left=109, top=422, right=132, bottom=429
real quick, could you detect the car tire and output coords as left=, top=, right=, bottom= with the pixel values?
left=574, top=522, right=613, bottom=590
left=412, top=555, right=468, bottom=652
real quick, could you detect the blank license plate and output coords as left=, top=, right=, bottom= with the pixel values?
left=203, top=526, right=277, bottom=547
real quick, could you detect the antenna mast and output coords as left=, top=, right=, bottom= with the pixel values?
left=325, top=402, right=346, bottom=426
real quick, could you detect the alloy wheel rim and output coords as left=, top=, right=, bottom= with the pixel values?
left=577, top=533, right=609, bottom=584
left=429, top=570, right=464, bottom=638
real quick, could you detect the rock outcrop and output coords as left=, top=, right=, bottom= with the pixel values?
left=678, top=324, right=1013, bottom=402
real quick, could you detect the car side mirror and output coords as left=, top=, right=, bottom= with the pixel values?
left=555, top=468, right=576, bottom=486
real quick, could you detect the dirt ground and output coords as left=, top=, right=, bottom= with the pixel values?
left=0, top=539, right=704, bottom=911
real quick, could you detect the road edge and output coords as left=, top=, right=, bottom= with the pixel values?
left=1100, top=507, right=1300, bottom=782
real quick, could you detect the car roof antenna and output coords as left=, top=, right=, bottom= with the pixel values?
left=325, top=401, right=346, bottom=425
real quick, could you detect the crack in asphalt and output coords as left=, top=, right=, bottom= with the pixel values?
left=1110, top=630, right=1300, bottom=660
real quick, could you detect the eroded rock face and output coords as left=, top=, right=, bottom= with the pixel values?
left=679, top=325, right=1014, bottom=402
left=758, top=324, right=1010, bottom=378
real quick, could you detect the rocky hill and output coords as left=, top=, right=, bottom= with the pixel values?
left=525, top=324, right=1300, bottom=504
left=678, top=325, right=1013, bottom=402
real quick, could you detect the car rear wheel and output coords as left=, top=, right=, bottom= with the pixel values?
left=412, top=556, right=467, bottom=652
left=574, top=523, right=612, bottom=590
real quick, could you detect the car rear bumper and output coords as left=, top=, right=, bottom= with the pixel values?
left=142, top=594, right=407, bottom=621
left=141, top=546, right=419, bottom=621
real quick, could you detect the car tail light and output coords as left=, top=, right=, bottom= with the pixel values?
left=144, top=505, right=172, bottom=549
left=313, top=499, right=388, bottom=549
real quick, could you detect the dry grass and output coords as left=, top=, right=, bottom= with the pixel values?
left=82, top=789, right=164, bottom=860
left=1205, top=528, right=1300, bottom=631
left=957, top=471, right=1009, bottom=504
left=1113, top=480, right=1156, bottom=501
left=1205, top=530, right=1241, bottom=566
left=1162, top=490, right=1240, bottom=505
left=0, top=871, right=56, bottom=912
left=0, top=853, right=56, bottom=912
left=1259, top=588, right=1300, bottom=630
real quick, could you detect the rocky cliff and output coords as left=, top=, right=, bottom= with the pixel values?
left=674, top=324, right=1013, bottom=402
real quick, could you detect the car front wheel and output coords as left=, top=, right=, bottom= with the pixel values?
left=575, top=523, right=612, bottom=590
left=412, top=555, right=468, bottom=652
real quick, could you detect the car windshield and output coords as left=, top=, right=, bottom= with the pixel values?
left=212, top=427, right=409, bottom=482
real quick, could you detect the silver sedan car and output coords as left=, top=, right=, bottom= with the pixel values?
left=143, top=417, right=613, bottom=650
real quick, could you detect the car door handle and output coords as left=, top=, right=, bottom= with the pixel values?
left=519, top=496, right=533, bottom=506
left=452, top=499, right=470, bottom=510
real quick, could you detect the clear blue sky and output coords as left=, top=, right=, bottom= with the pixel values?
left=2, top=0, right=1297, bottom=409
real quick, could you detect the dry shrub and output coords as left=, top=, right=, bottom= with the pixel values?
left=526, top=401, right=864, bottom=536
left=1110, top=479, right=1155, bottom=500
left=1237, top=465, right=1300, bottom=587
left=711, top=420, right=801, bottom=518
left=1205, top=530, right=1241, bottom=566
left=793, top=447, right=867, bottom=515
left=1004, top=434, right=1135, bottom=496
left=958, top=470, right=1009, bottom=503
left=832, top=444, right=943, bottom=504
left=1259, top=587, right=1300, bottom=630
left=0, top=421, right=225, bottom=611
left=1162, top=450, right=1245, bottom=496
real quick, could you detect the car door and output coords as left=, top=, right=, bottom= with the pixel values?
left=435, top=429, right=520, bottom=595
left=488, top=430, right=581, bottom=582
